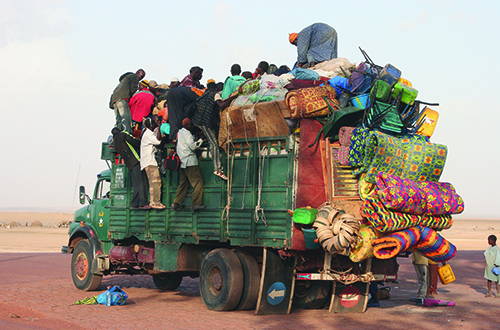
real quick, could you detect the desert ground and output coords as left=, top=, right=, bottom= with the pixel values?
left=1, top=212, right=500, bottom=329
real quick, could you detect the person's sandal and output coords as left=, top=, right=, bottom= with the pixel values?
left=214, top=171, right=228, bottom=181
left=170, top=203, right=183, bottom=211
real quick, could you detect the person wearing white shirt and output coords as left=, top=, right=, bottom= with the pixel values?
left=140, top=117, right=165, bottom=209
left=171, top=118, right=205, bottom=211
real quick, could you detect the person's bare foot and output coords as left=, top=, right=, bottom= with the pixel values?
left=485, top=293, right=493, bottom=297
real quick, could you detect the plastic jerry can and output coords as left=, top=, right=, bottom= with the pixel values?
left=437, top=263, right=456, bottom=284
left=292, top=206, right=318, bottom=225
left=392, top=82, right=418, bottom=105
left=379, top=64, right=401, bottom=88
left=398, top=77, right=412, bottom=87
left=416, top=107, right=439, bottom=138
left=371, top=80, right=391, bottom=103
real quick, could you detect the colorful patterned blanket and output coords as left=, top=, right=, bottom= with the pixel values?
left=376, top=172, right=465, bottom=215
left=372, top=226, right=422, bottom=259
left=372, top=226, right=456, bottom=262
left=361, top=195, right=453, bottom=233
left=350, top=130, right=448, bottom=184
left=411, top=226, right=457, bottom=262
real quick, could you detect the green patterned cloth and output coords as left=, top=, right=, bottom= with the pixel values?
left=352, top=130, right=447, bottom=184
left=73, top=296, right=98, bottom=305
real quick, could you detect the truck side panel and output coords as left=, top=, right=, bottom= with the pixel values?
left=107, top=136, right=295, bottom=250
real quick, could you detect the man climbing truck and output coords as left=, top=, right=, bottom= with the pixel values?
left=63, top=107, right=398, bottom=314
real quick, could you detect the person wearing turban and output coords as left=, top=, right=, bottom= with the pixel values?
left=289, top=23, right=337, bottom=68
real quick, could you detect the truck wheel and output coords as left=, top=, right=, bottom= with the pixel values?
left=293, top=280, right=330, bottom=309
left=200, top=248, right=244, bottom=311
left=71, top=239, right=102, bottom=291
left=233, top=249, right=261, bottom=310
left=152, top=273, right=183, bottom=290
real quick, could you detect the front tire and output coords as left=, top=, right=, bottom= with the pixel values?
left=200, top=248, right=243, bottom=311
left=71, top=239, right=102, bottom=291
left=152, top=273, right=183, bottom=290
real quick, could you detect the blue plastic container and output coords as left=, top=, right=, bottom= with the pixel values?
left=351, top=94, right=370, bottom=109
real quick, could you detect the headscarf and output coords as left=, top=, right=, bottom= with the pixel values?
left=289, top=33, right=298, bottom=44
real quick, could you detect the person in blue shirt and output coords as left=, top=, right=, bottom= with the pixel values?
left=289, top=23, right=338, bottom=68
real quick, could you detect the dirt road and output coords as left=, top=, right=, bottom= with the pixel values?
left=1, top=251, right=499, bottom=330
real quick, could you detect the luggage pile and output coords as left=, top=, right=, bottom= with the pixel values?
left=284, top=47, right=464, bottom=265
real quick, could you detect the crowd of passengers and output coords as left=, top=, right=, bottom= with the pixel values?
left=109, top=23, right=338, bottom=211
left=110, top=62, right=291, bottom=211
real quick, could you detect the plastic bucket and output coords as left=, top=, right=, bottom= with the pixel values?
left=351, top=94, right=370, bottom=109
left=302, top=228, right=320, bottom=249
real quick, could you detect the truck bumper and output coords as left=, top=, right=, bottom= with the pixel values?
left=61, top=245, right=69, bottom=254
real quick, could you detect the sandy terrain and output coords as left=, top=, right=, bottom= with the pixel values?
left=1, top=213, right=500, bottom=329
left=0, top=212, right=498, bottom=252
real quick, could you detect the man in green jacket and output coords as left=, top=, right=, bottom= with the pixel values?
left=110, top=69, right=146, bottom=133
left=221, top=64, right=246, bottom=100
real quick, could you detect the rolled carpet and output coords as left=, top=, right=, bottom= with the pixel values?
left=361, top=195, right=453, bottom=233
left=351, top=130, right=447, bottom=184
left=371, top=226, right=422, bottom=259
left=376, top=172, right=465, bottom=215
left=411, top=226, right=457, bottom=263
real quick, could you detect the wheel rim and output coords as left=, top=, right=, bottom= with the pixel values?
left=208, top=265, right=223, bottom=296
left=75, top=252, right=88, bottom=281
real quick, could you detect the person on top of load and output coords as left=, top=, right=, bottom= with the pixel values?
left=110, top=69, right=146, bottom=134
left=289, top=22, right=337, bottom=69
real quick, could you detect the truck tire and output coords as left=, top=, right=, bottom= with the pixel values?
left=233, top=249, right=260, bottom=310
left=71, top=239, right=102, bottom=291
left=152, top=273, right=183, bottom=290
left=200, top=248, right=244, bottom=311
left=293, top=280, right=330, bottom=309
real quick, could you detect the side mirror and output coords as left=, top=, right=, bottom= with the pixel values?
left=79, top=186, right=86, bottom=204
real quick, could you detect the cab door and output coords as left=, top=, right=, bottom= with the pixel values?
left=91, top=178, right=111, bottom=242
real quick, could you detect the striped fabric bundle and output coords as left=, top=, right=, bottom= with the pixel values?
left=361, top=195, right=453, bottom=233
left=411, top=227, right=457, bottom=262
left=376, top=172, right=465, bottom=215
left=371, top=226, right=422, bottom=259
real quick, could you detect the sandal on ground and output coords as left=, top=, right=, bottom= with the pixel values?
left=485, top=293, right=493, bottom=297
left=150, top=203, right=166, bottom=209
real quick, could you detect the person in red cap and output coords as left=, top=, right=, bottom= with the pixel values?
left=171, top=118, right=205, bottom=211
left=289, top=23, right=337, bottom=68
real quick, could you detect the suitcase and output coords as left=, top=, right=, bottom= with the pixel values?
left=379, top=64, right=401, bottom=88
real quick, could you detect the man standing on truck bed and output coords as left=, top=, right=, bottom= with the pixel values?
left=289, top=23, right=337, bottom=68
left=110, top=69, right=146, bottom=133
left=171, top=118, right=205, bottom=211
left=111, top=128, right=149, bottom=209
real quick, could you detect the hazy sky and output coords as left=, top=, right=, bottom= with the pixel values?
left=0, top=0, right=498, bottom=218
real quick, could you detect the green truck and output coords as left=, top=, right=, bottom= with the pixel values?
left=63, top=114, right=397, bottom=315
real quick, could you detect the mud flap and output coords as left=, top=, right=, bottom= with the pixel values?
left=255, top=248, right=295, bottom=315
left=329, top=281, right=369, bottom=313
